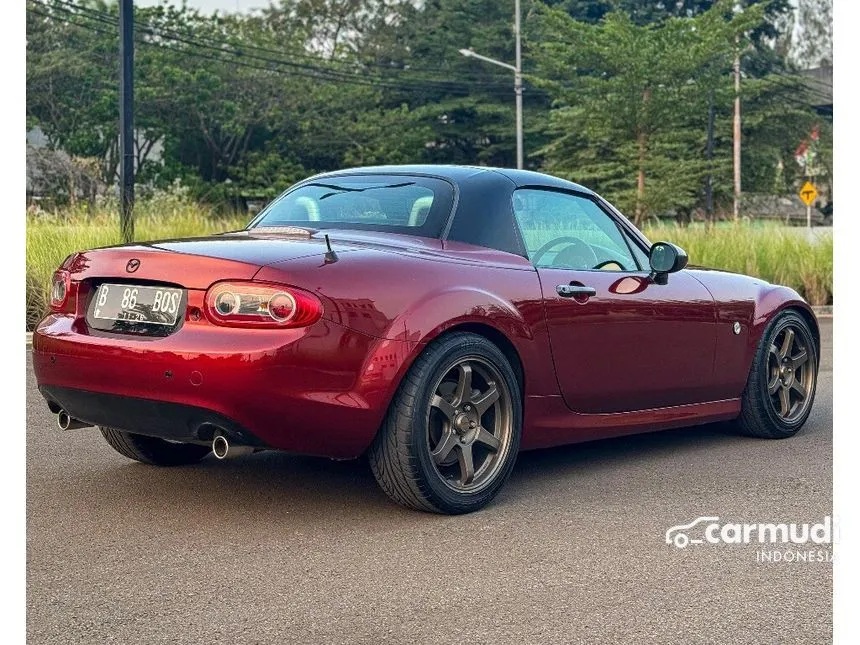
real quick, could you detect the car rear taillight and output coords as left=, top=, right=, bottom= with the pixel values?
left=204, top=281, right=323, bottom=329
left=49, top=269, right=74, bottom=313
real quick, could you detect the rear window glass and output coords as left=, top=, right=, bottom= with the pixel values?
left=249, top=175, right=455, bottom=237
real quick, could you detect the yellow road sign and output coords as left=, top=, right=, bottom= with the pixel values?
left=799, top=181, right=818, bottom=206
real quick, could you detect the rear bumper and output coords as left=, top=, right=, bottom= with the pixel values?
left=33, top=313, right=416, bottom=459
left=40, top=385, right=265, bottom=446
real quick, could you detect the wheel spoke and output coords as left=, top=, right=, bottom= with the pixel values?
left=763, top=323, right=815, bottom=422
left=457, top=443, right=475, bottom=485
left=431, top=395, right=456, bottom=422
left=431, top=430, right=459, bottom=464
left=474, top=426, right=501, bottom=451
left=791, top=381, right=807, bottom=400
left=453, top=363, right=473, bottom=407
left=778, top=386, right=791, bottom=417
left=473, top=383, right=500, bottom=415
left=767, top=373, right=781, bottom=395
left=426, top=357, right=514, bottom=492
left=779, top=328, right=795, bottom=359
left=790, top=348, right=809, bottom=369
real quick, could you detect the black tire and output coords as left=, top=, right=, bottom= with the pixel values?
left=736, top=310, right=819, bottom=439
left=99, top=427, right=211, bottom=466
left=368, top=332, right=522, bottom=514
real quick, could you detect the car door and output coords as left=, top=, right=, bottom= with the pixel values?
left=512, top=188, right=716, bottom=414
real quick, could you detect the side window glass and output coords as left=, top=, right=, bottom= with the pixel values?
left=512, top=189, right=640, bottom=271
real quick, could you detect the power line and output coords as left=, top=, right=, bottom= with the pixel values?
left=31, top=1, right=827, bottom=117
left=31, top=5, right=522, bottom=98
left=760, top=73, right=832, bottom=104
left=60, top=0, right=514, bottom=81
left=43, top=0, right=515, bottom=89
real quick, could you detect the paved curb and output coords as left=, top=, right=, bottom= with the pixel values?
left=24, top=305, right=834, bottom=347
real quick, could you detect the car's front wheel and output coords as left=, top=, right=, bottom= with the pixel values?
left=737, top=310, right=819, bottom=439
left=100, top=427, right=211, bottom=466
left=369, top=332, right=522, bottom=514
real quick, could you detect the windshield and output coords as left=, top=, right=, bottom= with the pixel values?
left=249, top=174, right=456, bottom=237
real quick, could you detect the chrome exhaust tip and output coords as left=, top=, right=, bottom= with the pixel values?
left=57, top=410, right=91, bottom=430
left=211, top=433, right=254, bottom=460
left=57, top=410, right=71, bottom=430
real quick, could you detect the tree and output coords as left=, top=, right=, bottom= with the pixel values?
left=528, top=1, right=765, bottom=223
left=26, top=0, right=173, bottom=185
left=26, top=0, right=824, bottom=217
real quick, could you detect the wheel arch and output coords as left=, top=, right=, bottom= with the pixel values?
left=753, top=293, right=820, bottom=363
left=358, top=318, right=531, bottom=458
left=353, top=281, right=557, bottom=456
left=791, top=306, right=821, bottom=362
left=429, top=322, right=526, bottom=395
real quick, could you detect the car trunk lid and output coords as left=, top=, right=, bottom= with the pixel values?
left=64, top=243, right=261, bottom=290
left=64, top=228, right=444, bottom=289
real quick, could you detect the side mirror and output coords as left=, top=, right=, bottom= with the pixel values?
left=648, top=242, right=688, bottom=284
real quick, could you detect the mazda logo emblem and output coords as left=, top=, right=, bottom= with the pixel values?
left=126, top=258, right=141, bottom=273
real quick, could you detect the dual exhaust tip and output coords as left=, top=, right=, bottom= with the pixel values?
left=57, top=410, right=91, bottom=431
left=211, top=433, right=254, bottom=460
left=56, top=411, right=252, bottom=460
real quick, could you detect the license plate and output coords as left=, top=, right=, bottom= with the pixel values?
left=91, top=283, right=184, bottom=326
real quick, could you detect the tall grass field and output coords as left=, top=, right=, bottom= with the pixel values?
left=26, top=202, right=248, bottom=330
left=25, top=203, right=832, bottom=330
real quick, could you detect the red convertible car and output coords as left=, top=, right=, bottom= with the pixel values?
left=33, top=166, right=820, bottom=514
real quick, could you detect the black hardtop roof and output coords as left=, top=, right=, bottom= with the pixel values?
left=306, top=164, right=596, bottom=196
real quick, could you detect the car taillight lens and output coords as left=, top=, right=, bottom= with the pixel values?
left=49, top=269, right=73, bottom=312
left=204, top=281, right=323, bottom=328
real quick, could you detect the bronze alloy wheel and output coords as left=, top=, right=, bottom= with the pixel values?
left=368, top=331, right=523, bottom=513
left=426, top=356, right=514, bottom=493
left=766, top=323, right=816, bottom=423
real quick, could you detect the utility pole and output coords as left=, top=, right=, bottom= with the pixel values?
left=732, top=37, right=741, bottom=222
left=119, top=0, right=135, bottom=243
left=806, top=155, right=813, bottom=230
left=705, top=90, right=715, bottom=224
left=514, top=0, right=523, bottom=170
left=459, top=0, right=523, bottom=169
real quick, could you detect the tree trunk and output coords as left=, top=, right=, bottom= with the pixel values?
left=635, top=135, right=646, bottom=226
left=634, top=88, right=651, bottom=227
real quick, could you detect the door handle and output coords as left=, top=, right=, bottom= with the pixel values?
left=556, top=284, right=597, bottom=298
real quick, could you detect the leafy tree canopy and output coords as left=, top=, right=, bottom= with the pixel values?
left=26, top=0, right=829, bottom=218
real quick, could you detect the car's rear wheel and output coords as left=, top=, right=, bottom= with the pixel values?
left=368, top=332, right=522, bottom=514
left=100, top=427, right=211, bottom=466
left=737, top=310, right=818, bottom=439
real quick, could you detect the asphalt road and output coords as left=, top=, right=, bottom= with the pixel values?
left=27, top=320, right=833, bottom=644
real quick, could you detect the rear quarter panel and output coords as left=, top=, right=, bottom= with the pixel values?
left=253, top=244, right=558, bottom=404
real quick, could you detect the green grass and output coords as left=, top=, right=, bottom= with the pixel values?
left=643, top=222, right=833, bottom=307
left=26, top=202, right=248, bottom=330
left=25, top=203, right=832, bottom=330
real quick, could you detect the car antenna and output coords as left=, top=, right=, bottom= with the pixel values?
left=323, top=233, right=338, bottom=263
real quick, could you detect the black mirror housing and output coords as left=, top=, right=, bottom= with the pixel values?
left=648, top=242, right=688, bottom=282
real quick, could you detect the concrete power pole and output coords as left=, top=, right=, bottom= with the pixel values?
left=732, top=38, right=741, bottom=222
left=119, top=0, right=135, bottom=243
left=458, top=1, right=523, bottom=170
left=514, top=0, right=523, bottom=170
